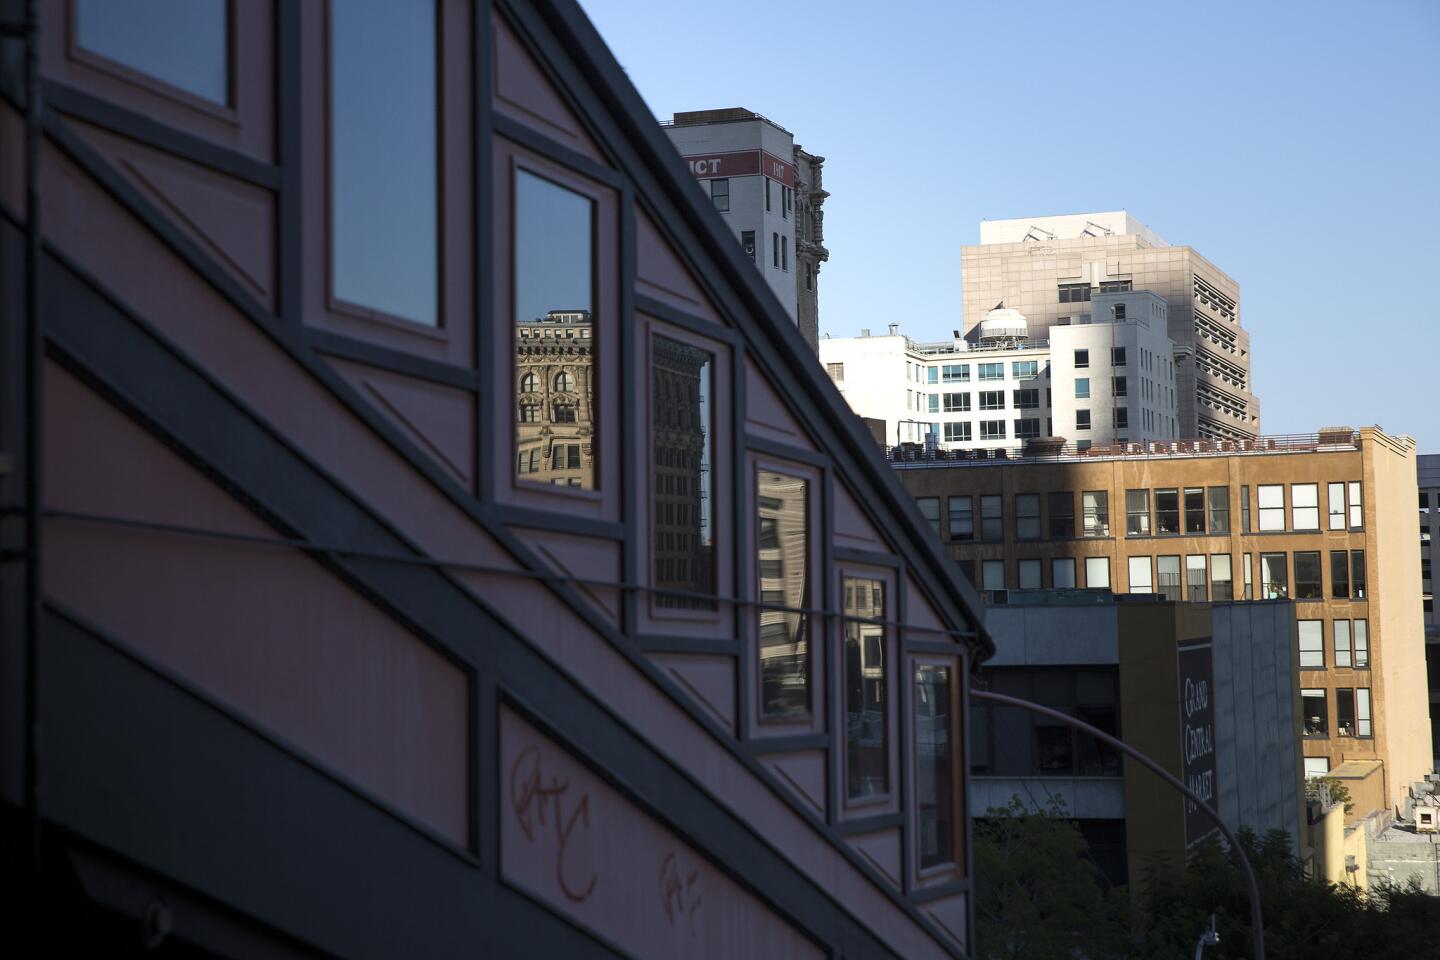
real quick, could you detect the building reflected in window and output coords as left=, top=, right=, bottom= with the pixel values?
left=515, top=171, right=595, bottom=489
left=653, top=336, right=714, bottom=608
left=845, top=578, right=888, bottom=800
left=757, top=471, right=809, bottom=717
left=915, top=663, right=953, bottom=868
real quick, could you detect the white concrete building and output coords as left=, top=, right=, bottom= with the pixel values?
left=663, top=108, right=828, bottom=350
left=962, top=211, right=1258, bottom=440
left=820, top=297, right=1178, bottom=453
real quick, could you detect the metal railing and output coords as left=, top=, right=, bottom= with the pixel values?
left=910, top=338, right=1049, bottom=355
left=886, top=431, right=1361, bottom=468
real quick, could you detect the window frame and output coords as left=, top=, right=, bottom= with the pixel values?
left=980, top=495, right=1004, bottom=542
left=1048, top=492, right=1075, bottom=539
left=910, top=653, right=965, bottom=879
left=1298, top=620, right=1325, bottom=669
left=502, top=149, right=618, bottom=513
left=1257, top=484, right=1286, bottom=532
left=1294, top=551, right=1323, bottom=601
left=1128, top=556, right=1153, bottom=593
left=70, top=0, right=239, bottom=118
left=327, top=0, right=445, bottom=331
left=1015, top=494, right=1041, bottom=541
left=1301, top=688, right=1328, bottom=738
left=1291, top=483, right=1320, bottom=531
left=1082, top=490, right=1109, bottom=538
left=840, top=572, right=895, bottom=808
left=751, top=459, right=822, bottom=734
left=1125, top=489, right=1151, bottom=537
left=1051, top=557, right=1076, bottom=589
left=948, top=495, right=974, bottom=540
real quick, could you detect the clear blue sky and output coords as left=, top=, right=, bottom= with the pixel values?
left=579, top=0, right=1440, bottom=451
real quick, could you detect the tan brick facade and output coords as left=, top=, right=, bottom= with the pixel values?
left=899, top=428, right=1429, bottom=810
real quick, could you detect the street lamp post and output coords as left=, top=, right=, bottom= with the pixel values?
left=971, top=689, right=1266, bottom=960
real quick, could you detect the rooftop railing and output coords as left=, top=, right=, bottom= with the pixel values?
left=909, top=338, right=1050, bottom=355
left=886, top=431, right=1361, bottom=468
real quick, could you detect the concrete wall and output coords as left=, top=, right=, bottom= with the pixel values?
left=960, top=228, right=1257, bottom=439
left=978, top=211, right=1169, bottom=248
left=663, top=117, right=798, bottom=324
left=1368, top=430, right=1432, bottom=805
left=1211, top=601, right=1304, bottom=842
left=1049, top=293, right=1177, bottom=445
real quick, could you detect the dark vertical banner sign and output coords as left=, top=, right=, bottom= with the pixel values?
left=1178, top=641, right=1218, bottom=846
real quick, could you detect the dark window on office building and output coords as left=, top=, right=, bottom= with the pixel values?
left=1184, top=488, right=1205, bottom=533
left=1156, top=489, right=1179, bottom=534
left=1048, top=492, right=1075, bottom=538
left=1295, top=552, right=1322, bottom=600
left=1058, top=283, right=1092, bottom=303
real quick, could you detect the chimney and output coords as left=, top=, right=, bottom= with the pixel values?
left=888, top=323, right=899, bottom=336
left=859, top=328, right=870, bottom=338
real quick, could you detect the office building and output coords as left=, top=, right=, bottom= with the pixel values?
left=1420, top=454, right=1440, bottom=768
left=975, top=592, right=1302, bottom=885
left=961, top=212, right=1259, bottom=441
left=896, top=427, right=1430, bottom=811
left=819, top=289, right=1179, bottom=451
left=0, top=2, right=989, bottom=956
left=663, top=108, right=829, bottom=350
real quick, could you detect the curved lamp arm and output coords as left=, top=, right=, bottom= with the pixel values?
left=971, top=689, right=1265, bottom=960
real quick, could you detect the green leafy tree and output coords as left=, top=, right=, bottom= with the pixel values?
left=1136, top=828, right=1440, bottom=959
left=973, top=804, right=1440, bottom=959
left=972, top=796, right=1130, bottom=959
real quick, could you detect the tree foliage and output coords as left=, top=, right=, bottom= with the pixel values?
left=973, top=800, right=1440, bottom=960
left=973, top=797, right=1129, bottom=959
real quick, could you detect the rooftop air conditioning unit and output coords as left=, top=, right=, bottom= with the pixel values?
left=1416, top=799, right=1439, bottom=833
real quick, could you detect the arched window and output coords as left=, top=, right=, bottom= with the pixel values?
left=520, top=372, right=538, bottom=393
left=554, top=371, right=575, bottom=392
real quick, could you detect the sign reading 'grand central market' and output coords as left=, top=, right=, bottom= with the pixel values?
left=1178, top=641, right=1219, bottom=847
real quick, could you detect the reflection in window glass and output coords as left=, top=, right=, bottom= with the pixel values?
left=1212, top=554, right=1233, bottom=600
left=77, top=0, right=228, bottom=104
left=1082, top=491, right=1109, bottom=537
left=1157, top=555, right=1181, bottom=601
left=1258, top=484, right=1286, bottom=531
left=1186, top=555, right=1207, bottom=601
left=915, top=664, right=953, bottom=868
left=1298, top=620, right=1324, bottom=667
left=1128, top=556, right=1152, bottom=593
left=1292, top=483, right=1320, bottom=529
left=1051, top=558, right=1076, bottom=589
left=1334, top=619, right=1352, bottom=667
left=845, top=579, right=888, bottom=800
left=758, top=471, right=809, bottom=718
left=1126, top=489, right=1150, bottom=536
left=1084, top=556, right=1110, bottom=589
left=653, top=336, right=713, bottom=608
left=332, top=0, right=438, bottom=325
left=514, top=172, right=595, bottom=488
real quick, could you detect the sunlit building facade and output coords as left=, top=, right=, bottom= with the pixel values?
left=0, top=1, right=988, bottom=956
